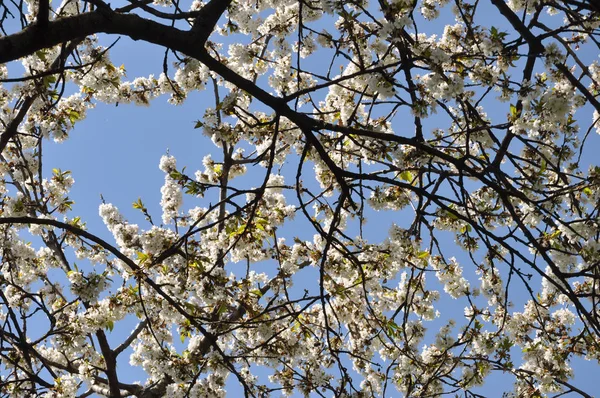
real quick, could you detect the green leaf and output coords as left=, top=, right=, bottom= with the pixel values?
left=67, top=109, right=80, bottom=124
left=539, top=158, right=547, bottom=174
left=399, top=170, right=413, bottom=182
left=42, top=75, right=57, bottom=88
left=194, top=120, right=204, bottom=129
left=255, top=217, right=268, bottom=232
left=216, top=303, right=228, bottom=315
left=490, top=26, right=508, bottom=41
left=35, top=50, right=47, bottom=62
left=417, top=251, right=429, bottom=259
left=132, top=198, right=145, bottom=210
left=106, top=320, right=114, bottom=332
left=48, top=90, right=60, bottom=101
left=446, top=211, right=459, bottom=220
left=583, top=187, right=593, bottom=196
left=169, top=170, right=182, bottom=180
left=386, top=320, right=400, bottom=336
left=229, top=223, right=247, bottom=238
left=68, top=216, right=84, bottom=228
left=136, top=251, right=150, bottom=264
left=59, top=199, right=74, bottom=211
left=250, top=289, right=264, bottom=298
left=509, top=104, right=518, bottom=120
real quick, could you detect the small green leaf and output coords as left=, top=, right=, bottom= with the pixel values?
left=136, top=251, right=150, bottom=264
left=59, top=199, right=74, bottom=212
left=216, top=303, right=227, bottom=315
left=446, top=211, right=459, bottom=220
left=417, top=251, right=429, bottom=259
left=399, top=170, right=413, bottom=182
left=42, top=75, right=57, bottom=88
left=106, top=320, right=114, bottom=332
left=509, top=104, right=518, bottom=119
left=68, top=216, right=83, bottom=228
left=229, top=223, right=247, bottom=238
left=48, top=90, right=60, bottom=101
left=132, top=198, right=145, bottom=210
left=169, top=171, right=182, bottom=181
left=35, top=50, right=47, bottom=62
left=67, top=109, right=80, bottom=124
left=194, top=120, right=204, bottom=129
left=539, top=159, right=547, bottom=174
left=255, top=217, right=269, bottom=232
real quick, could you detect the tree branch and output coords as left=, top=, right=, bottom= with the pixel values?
left=95, top=329, right=121, bottom=397
left=36, top=0, right=49, bottom=30
left=113, top=319, right=148, bottom=356
left=0, top=39, right=81, bottom=153
left=489, top=0, right=544, bottom=54
left=190, top=0, right=233, bottom=43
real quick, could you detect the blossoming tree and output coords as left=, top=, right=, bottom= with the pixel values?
left=0, top=0, right=599, bottom=396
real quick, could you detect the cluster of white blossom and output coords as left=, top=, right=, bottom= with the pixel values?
left=430, top=256, right=470, bottom=299
left=159, top=155, right=183, bottom=224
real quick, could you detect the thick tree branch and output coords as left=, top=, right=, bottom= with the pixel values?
left=95, top=329, right=121, bottom=397
left=0, top=12, right=191, bottom=65
left=190, top=0, right=233, bottom=43
left=36, top=0, right=49, bottom=29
